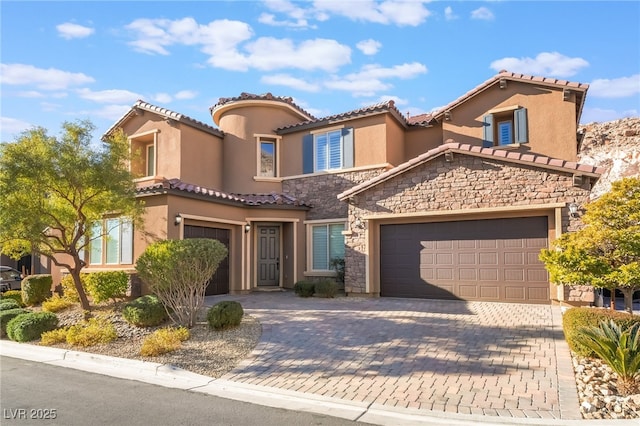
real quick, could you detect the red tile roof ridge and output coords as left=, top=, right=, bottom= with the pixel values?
left=211, top=92, right=316, bottom=121
left=338, top=142, right=604, bottom=200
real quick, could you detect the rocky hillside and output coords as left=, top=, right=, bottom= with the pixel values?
left=578, top=117, right=640, bottom=199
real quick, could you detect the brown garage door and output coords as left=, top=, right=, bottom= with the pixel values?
left=184, top=225, right=230, bottom=296
left=380, top=217, right=549, bottom=304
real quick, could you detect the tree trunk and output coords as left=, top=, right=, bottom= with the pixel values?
left=70, top=269, right=91, bottom=311
left=610, top=288, right=616, bottom=310
left=620, top=287, right=635, bottom=315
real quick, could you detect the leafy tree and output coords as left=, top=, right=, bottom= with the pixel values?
left=135, top=238, right=228, bottom=328
left=0, top=120, right=142, bottom=311
left=540, top=177, right=640, bottom=314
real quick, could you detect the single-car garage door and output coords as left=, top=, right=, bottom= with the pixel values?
left=380, top=217, right=549, bottom=304
left=184, top=225, right=230, bottom=296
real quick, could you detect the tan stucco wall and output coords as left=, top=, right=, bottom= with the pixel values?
left=441, top=82, right=579, bottom=161
left=178, top=125, right=223, bottom=189
left=404, top=125, right=443, bottom=159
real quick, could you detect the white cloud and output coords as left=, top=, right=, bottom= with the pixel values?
left=76, top=104, right=132, bottom=121
left=153, top=93, right=173, bottom=103
left=490, top=52, right=589, bottom=78
left=444, top=6, right=458, bottom=21
left=0, top=63, right=94, bottom=90
left=18, top=91, right=45, bottom=98
left=580, top=107, right=639, bottom=124
left=357, top=39, right=382, bottom=56
left=174, top=90, right=198, bottom=100
left=1, top=117, right=33, bottom=137
left=312, top=0, right=431, bottom=26
left=261, top=74, right=321, bottom=92
left=56, top=22, right=95, bottom=39
left=471, top=7, right=494, bottom=21
left=258, top=13, right=311, bottom=28
left=325, top=62, right=427, bottom=97
left=126, top=18, right=254, bottom=72
left=77, top=88, right=141, bottom=103
left=589, top=74, right=640, bottom=98
left=244, top=38, right=351, bottom=72
left=376, top=95, right=409, bottom=106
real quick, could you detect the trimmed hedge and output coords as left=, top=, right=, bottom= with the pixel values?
left=0, top=299, right=21, bottom=311
left=314, top=280, right=338, bottom=298
left=563, top=307, right=640, bottom=357
left=59, top=274, right=80, bottom=302
left=207, top=301, right=244, bottom=330
left=21, top=275, right=52, bottom=306
left=84, top=271, right=129, bottom=304
left=6, top=311, right=58, bottom=342
left=293, top=280, right=315, bottom=297
left=1, top=290, right=24, bottom=306
left=122, top=295, right=168, bottom=327
left=0, top=308, right=29, bottom=337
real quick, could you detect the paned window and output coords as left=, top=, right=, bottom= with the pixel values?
left=89, top=218, right=133, bottom=265
left=311, top=223, right=345, bottom=270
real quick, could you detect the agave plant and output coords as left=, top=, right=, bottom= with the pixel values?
left=576, top=320, right=640, bottom=395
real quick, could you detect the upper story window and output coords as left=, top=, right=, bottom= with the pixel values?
left=483, top=107, right=528, bottom=147
left=302, top=127, right=354, bottom=174
left=129, top=129, right=159, bottom=179
left=146, top=144, right=155, bottom=177
left=256, top=135, right=279, bottom=178
left=89, top=218, right=133, bottom=265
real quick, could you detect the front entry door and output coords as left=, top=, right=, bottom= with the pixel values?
left=257, top=226, right=280, bottom=287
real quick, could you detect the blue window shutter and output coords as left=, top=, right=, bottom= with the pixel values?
left=514, top=107, right=528, bottom=143
left=302, top=134, right=313, bottom=174
left=482, top=115, right=494, bottom=148
left=342, top=128, right=354, bottom=168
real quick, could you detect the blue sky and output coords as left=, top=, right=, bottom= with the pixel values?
left=1, top=1, right=639, bottom=143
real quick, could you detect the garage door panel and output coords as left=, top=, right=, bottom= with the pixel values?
left=184, top=225, right=230, bottom=296
left=380, top=217, right=550, bottom=304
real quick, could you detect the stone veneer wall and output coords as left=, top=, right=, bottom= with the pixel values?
left=344, top=154, right=594, bottom=301
left=282, top=167, right=387, bottom=220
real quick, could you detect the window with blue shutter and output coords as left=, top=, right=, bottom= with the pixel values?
left=482, top=115, right=494, bottom=148
left=303, top=128, right=354, bottom=173
left=497, top=121, right=513, bottom=145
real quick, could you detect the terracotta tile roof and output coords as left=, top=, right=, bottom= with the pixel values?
left=210, top=92, right=315, bottom=121
left=103, top=100, right=223, bottom=139
left=277, top=100, right=413, bottom=134
left=430, top=70, right=589, bottom=124
left=337, top=142, right=605, bottom=201
left=136, top=178, right=311, bottom=208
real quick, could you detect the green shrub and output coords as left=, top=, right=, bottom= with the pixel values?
left=140, top=327, right=190, bottom=356
left=6, top=311, right=58, bottom=342
left=315, top=279, right=338, bottom=298
left=576, top=320, right=640, bottom=395
left=563, top=307, right=640, bottom=357
left=0, top=299, right=21, bottom=311
left=136, top=238, right=228, bottom=328
left=66, top=317, right=117, bottom=347
left=207, top=301, right=244, bottom=330
left=1, top=290, right=24, bottom=306
left=21, top=275, right=53, bottom=306
left=0, top=308, right=29, bottom=337
left=122, top=295, right=168, bottom=327
left=84, top=271, right=128, bottom=305
left=42, top=294, right=76, bottom=313
left=293, top=280, right=315, bottom=297
left=59, top=274, right=80, bottom=302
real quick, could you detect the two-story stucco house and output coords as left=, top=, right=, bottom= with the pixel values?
left=69, top=70, right=603, bottom=306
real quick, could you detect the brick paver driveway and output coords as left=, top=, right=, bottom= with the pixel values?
left=207, top=292, right=578, bottom=420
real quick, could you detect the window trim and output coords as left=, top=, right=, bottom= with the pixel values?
left=483, top=107, right=527, bottom=147
left=89, top=218, right=134, bottom=266
left=146, top=143, right=155, bottom=177
left=314, top=129, right=343, bottom=172
left=255, top=134, right=280, bottom=178
left=306, top=219, right=346, bottom=272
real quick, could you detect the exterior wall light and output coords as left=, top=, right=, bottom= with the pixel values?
left=174, top=214, right=182, bottom=226
left=244, top=223, right=251, bottom=233
left=568, top=203, right=579, bottom=218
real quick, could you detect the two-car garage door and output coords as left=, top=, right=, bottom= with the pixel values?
left=380, top=217, right=550, bottom=304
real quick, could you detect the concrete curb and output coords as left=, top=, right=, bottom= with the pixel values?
left=1, top=340, right=637, bottom=426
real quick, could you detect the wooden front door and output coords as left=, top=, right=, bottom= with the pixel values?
left=257, top=226, right=280, bottom=287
